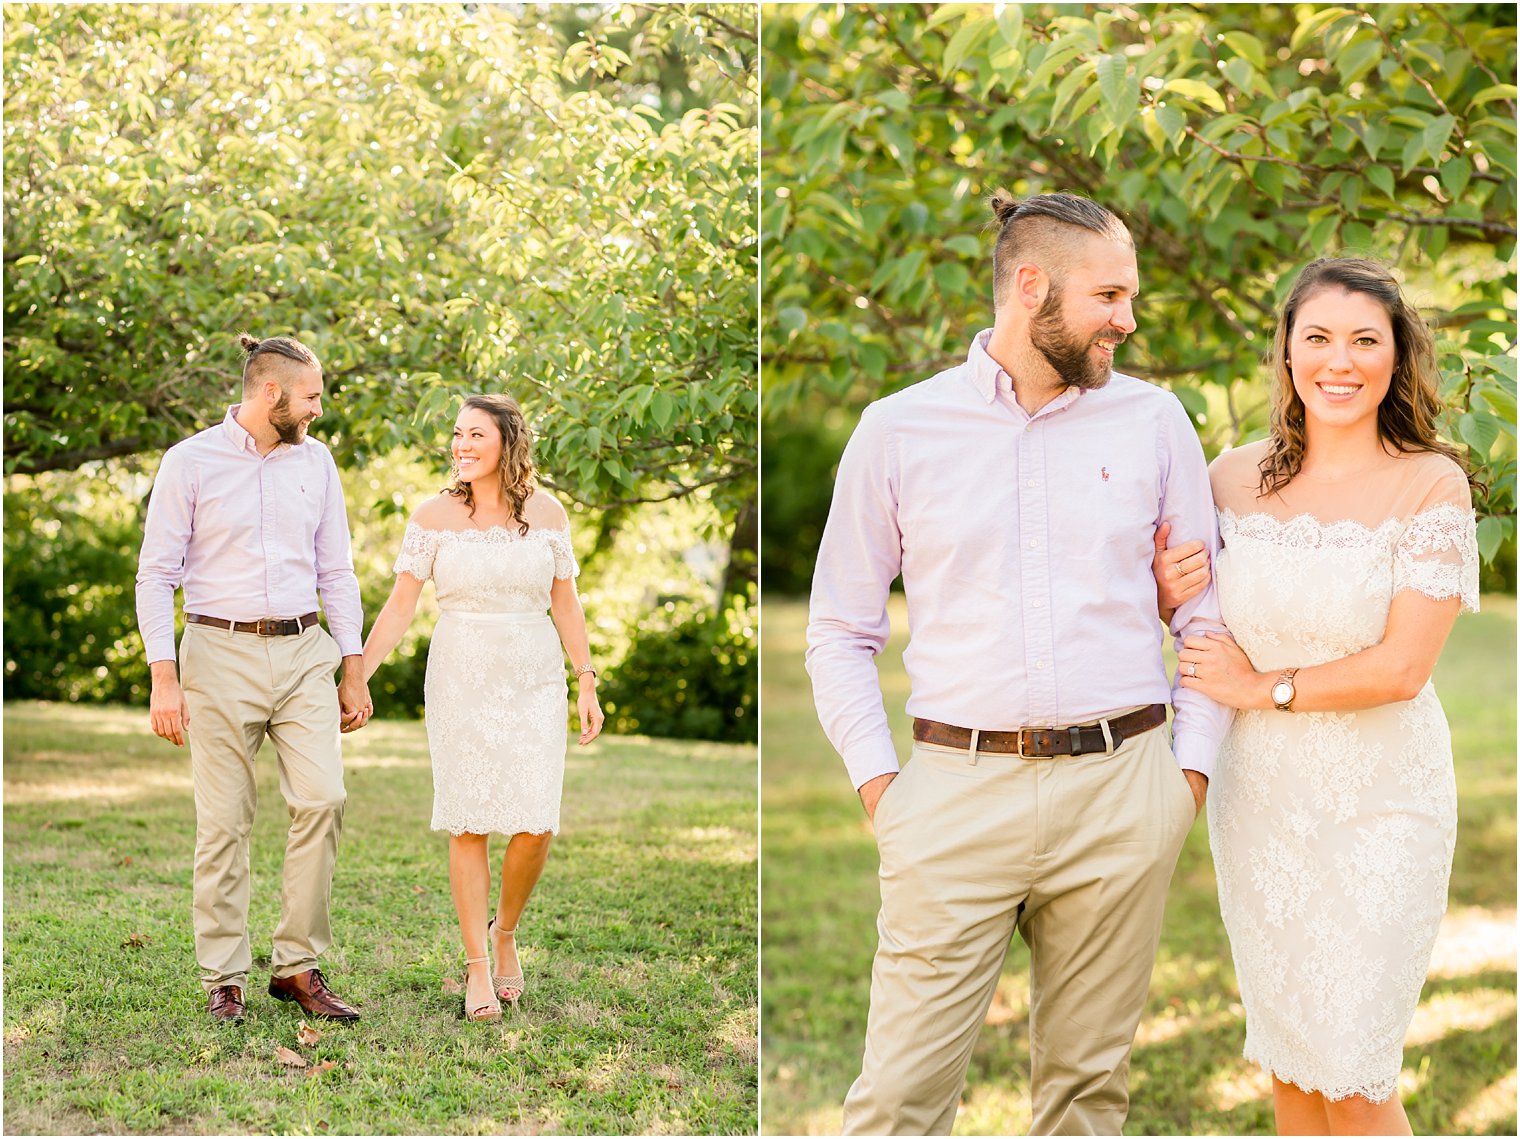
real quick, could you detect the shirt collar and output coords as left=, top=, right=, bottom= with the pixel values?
left=966, top=329, right=1085, bottom=418
left=965, top=329, right=1004, bottom=404
left=220, top=405, right=263, bottom=454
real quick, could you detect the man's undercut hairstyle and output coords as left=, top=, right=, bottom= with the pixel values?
left=988, top=191, right=1133, bottom=309
left=239, top=333, right=320, bottom=396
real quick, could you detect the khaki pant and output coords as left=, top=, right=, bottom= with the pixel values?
left=180, top=620, right=346, bottom=991
left=842, top=720, right=1196, bottom=1136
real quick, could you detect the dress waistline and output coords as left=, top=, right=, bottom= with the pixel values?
left=437, top=610, right=552, bottom=625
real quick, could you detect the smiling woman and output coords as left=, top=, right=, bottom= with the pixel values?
left=1163, top=257, right=1483, bottom=1136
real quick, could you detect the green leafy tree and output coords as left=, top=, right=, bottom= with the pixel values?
left=4, top=2, right=756, bottom=568
left=762, top=2, right=1516, bottom=590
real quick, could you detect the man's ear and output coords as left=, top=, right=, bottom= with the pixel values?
left=1013, top=262, right=1048, bottom=314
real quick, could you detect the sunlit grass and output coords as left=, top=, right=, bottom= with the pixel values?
left=4, top=702, right=757, bottom=1135
left=761, top=595, right=1516, bottom=1136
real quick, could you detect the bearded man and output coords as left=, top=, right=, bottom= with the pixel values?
left=136, top=333, right=371, bottom=1025
left=806, top=193, right=1232, bottom=1135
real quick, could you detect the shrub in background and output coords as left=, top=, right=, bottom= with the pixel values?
left=599, top=586, right=756, bottom=743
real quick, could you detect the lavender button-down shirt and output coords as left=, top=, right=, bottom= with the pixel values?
left=806, top=330, right=1232, bottom=789
left=135, top=406, right=364, bottom=664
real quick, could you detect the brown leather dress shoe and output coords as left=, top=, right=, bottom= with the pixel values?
left=267, top=968, right=360, bottom=1021
left=207, top=984, right=246, bottom=1023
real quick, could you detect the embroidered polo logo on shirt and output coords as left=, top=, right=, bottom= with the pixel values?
left=1101, top=467, right=1110, bottom=482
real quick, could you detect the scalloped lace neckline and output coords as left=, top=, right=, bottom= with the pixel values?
left=413, top=523, right=565, bottom=540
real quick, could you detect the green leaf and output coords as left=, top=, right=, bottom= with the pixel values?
left=1468, top=84, right=1518, bottom=109
left=1290, top=7, right=1360, bottom=53
left=1155, top=103, right=1187, bottom=149
left=650, top=391, right=676, bottom=433
left=1476, top=515, right=1505, bottom=563
left=778, top=306, right=807, bottom=335
left=944, top=234, right=982, bottom=257
left=1366, top=164, right=1396, bottom=199
left=995, top=3, right=1023, bottom=51
left=1336, top=34, right=1382, bottom=86
left=1424, top=115, right=1457, bottom=164
left=1479, top=385, right=1517, bottom=425
left=1162, top=78, right=1227, bottom=114
left=1441, top=156, right=1472, bottom=201
left=1096, top=53, right=1128, bottom=122
left=933, top=260, right=971, bottom=297
left=1458, top=410, right=1500, bottom=455
left=1220, top=30, right=1267, bottom=71
left=942, top=16, right=988, bottom=75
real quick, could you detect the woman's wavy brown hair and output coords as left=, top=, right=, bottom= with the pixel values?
left=1259, top=257, right=1473, bottom=497
left=445, top=393, right=536, bottom=535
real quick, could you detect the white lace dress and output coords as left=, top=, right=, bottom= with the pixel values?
left=1205, top=444, right=1479, bottom=1102
left=393, top=523, right=579, bottom=836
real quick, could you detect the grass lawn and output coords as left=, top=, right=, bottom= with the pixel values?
left=760, top=595, right=1516, bottom=1136
left=4, top=704, right=757, bottom=1135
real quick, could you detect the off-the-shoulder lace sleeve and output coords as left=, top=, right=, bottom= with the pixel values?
left=1394, top=499, right=1480, bottom=613
left=542, top=526, right=579, bottom=580
left=393, top=523, right=442, bottom=583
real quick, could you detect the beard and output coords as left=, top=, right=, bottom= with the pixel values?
left=270, top=390, right=311, bottom=445
left=1030, top=288, right=1123, bottom=391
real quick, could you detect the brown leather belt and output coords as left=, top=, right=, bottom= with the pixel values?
left=912, top=703, right=1167, bottom=758
left=187, top=612, right=319, bottom=637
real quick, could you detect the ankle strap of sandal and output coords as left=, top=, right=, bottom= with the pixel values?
left=464, top=954, right=489, bottom=965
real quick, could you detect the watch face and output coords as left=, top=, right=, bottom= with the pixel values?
left=1272, top=681, right=1293, bottom=705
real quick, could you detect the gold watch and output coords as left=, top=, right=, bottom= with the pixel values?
left=1271, top=667, right=1299, bottom=712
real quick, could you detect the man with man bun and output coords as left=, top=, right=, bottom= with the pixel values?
left=807, top=193, right=1232, bottom=1134
left=136, top=333, right=370, bottom=1024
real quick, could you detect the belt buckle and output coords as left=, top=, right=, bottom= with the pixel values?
left=254, top=617, right=288, bottom=637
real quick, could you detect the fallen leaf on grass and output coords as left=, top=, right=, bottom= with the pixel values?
left=441, top=976, right=462, bottom=994
left=119, top=856, right=133, bottom=866
left=412, top=884, right=426, bottom=894
left=275, top=1046, right=308, bottom=1068
left=121, top=933, right=152, bottom=949
left=305, top=1059, right=337, bottom=1078
left=296, top=1020, right=322, bottom=1047
left=5, top=1026, right=31, bottom=1045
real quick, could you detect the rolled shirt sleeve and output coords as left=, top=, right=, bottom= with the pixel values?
left=1158, top=401, right=1234, bottom=778
left=805, top=405, right=905, bottom=790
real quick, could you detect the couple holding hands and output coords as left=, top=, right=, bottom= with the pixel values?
left=807, top=193, right=1477, bottom=1135
left=136, top=335, right=602, bottom=1027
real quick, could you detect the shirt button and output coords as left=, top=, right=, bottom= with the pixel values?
left=1028, top=539, right=1038, bottom=548
left=1036, top=660, right=1046, bottom=670
left=1032, top=599, right=1043, bottom=609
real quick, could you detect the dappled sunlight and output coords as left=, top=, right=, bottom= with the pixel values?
left=341, top=752, right=429, bottom=770
left=1452, top=1069, right=1517, bottom=1133
left=1406, top=987, right=1516, bottom=1047
left=712, top=1005, right=759, bottom=1065
left=1204, top=1060, right=1273, bottom=1111
left=6, top=767, right=192, bottom=804
left=957, top=1083, right=1034, bottom=1135
left=1135, top=1006, right=1237, bottom=1047
left=983, top=975, right=1029, bottom=1027
left=1427, top=907, right=1516, bottom=978
left=799, top=1101, right=845, bottom=1135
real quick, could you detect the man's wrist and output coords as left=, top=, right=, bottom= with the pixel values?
left=149, top=660, right=179, bottom=683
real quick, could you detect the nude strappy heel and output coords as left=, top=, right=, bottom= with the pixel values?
left=462, top=954, right=502, bottom=1022
left=488, top=917, right=525, bottom=1006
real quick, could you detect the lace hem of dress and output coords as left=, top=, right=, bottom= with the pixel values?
left=432, top=809, right=559, bottom=837
left=1246, top=1047, right=1399, bottom=1105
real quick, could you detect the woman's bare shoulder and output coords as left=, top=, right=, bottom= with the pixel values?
left=410, top=492, right=464, bottom=529
left=523, top=486, right=570, bottom=529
